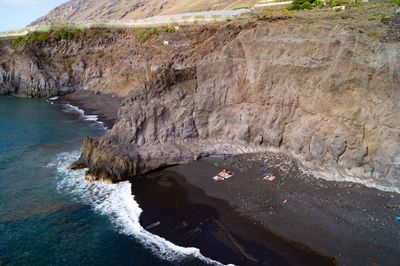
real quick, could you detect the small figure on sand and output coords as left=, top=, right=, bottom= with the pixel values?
left=213, top=169, right=233, bottom=181
left=263, top=174, right=276, bottom=182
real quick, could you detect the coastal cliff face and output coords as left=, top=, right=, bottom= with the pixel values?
left=0, top=31, right=123, bottom=97
left=0, top=25, right=242, bottom=98
left=74, top=15, right=400, bottom=191
left=0, top=44, right=73, bottom=97
left=2, top=6, right=400, bottom=190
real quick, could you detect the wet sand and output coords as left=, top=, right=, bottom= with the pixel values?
left=61, top=90, right=123, bottom=129
left=131, top=170, right=336, bottom=265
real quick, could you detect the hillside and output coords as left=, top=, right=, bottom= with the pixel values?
left=2, top=3, right=400, bottom=264
left=30, top=0, right=257, bottom=25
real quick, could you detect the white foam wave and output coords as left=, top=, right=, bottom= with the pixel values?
left=62, top=103, right=107, bottom=129
left=50, top=96, right=59, bottom=101
left=48, top=151, right=231, bottom=266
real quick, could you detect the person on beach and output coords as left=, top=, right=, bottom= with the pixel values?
left=213, top=169, right=233, bottom=181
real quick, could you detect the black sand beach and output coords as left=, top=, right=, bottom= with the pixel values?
left=142, top=153, right=399, bottom=265
left=131, top=170, right=336, bottom=265
left=66, top=94, right=400, bottom=265
left=61, top=90, right=123, bottom=129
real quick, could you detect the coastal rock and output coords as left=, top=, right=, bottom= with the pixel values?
left=74, top=21, right=400, bottom=188
left=1, top=9, right=399, bottom=190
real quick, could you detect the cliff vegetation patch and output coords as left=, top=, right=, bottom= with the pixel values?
left=134, top=26, right=176, bottom=43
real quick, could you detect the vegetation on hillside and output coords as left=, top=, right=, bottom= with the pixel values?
left=11, top=33, right=50, bottom=46
left=56, top=28, right=81, bottom=40
left=288, top=0, right=365, bottom=10
left=134, top=26, right=176, bottom=43
left=10, top=28, right=82, bottom=46
left=9, top=27, right=120, bottom=47
left=387, top=0, right=400, bottom=6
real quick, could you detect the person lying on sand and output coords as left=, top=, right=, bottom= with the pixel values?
left=263, top=175, right=276, bottom=181
left=213, top=169, right=234, bottom=181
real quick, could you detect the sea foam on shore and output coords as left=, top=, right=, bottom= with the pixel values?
left=61, top=103, right=107, bottom=128
left=48, top=152, right=230, bottom=266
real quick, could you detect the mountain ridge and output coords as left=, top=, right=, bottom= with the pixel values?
left=30, top=0, right=256, bottom=26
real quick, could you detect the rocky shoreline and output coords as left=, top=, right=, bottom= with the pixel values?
left=55, top=93, right=400, bottom=265
left=67, top=7, right=400, bottom=192
left=1, top=6, right=399, bottom=189
left=63, top=92, right=400, bottom=264
left=1, top=4, right=400, bottom=265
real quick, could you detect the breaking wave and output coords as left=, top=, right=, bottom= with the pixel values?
left=61, top=103, right=107, bottom=129
left=48, top=151, right=231, bottom=266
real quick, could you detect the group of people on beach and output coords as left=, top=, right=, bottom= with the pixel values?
left=212, top=169, right=277, bottom=182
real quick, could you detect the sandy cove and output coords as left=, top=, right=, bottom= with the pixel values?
left=162, top=153, right=400, bottom=265
left=60, top=88, right=400, bottom=265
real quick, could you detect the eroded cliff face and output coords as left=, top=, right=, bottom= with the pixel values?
left=196, top=22, right=400, bottom=189
left=0, top=31, right=124, bottom=97
left=73, top=18, right=400, bottom=191
left=0, top=45, right=73, bottom=97
left=2, top=6, right=400, bottom=191
left=0, top=25, right=243, bottom=98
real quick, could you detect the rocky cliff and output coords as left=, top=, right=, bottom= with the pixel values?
left=72, top=8, right=400, bottom=192
left=0, top=24, right=243, bottom=97
left=2, top=6, right=400, bottom=191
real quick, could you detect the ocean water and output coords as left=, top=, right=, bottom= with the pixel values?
left=0, top=97, right=218, bottom=266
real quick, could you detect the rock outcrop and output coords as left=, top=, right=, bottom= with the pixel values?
left=73, top=20, right=400, bottom=191
left=0, top=45, right=74, bottom=97
left=2, top=6, right=400, bottom=191
left=0, top=25, right=244, bottom=98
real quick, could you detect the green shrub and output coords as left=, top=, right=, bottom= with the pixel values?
left=57, top=29, right=68, bottom=40
left=27, top=33, right=39, bottom=43
left=300, top=1, right=313, bottom=9
left=313, top=0, right=324, bottom=7
left=289, top=0, right=317, bottom=10
left=56, top=28, right=81, bottom=41
left=134, top=26, right=176, bottom=43
left=37, top=33, right=49, bottom=42
left=387, top=0, right=400, bottom=6
left=328, top=0, right=341, bottom=7
left=11, top=32, right=48, bottom=47
left=163, top=26, right=176, bottom=33
left=11, top=36, right=24, bottom=46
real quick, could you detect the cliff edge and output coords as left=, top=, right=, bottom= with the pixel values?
left=2, top=5, right=400, bottom=192
left=72, top=6, right=400, bottom=193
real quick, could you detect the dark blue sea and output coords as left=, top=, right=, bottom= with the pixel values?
left=0, top=97, right=218, bottom=266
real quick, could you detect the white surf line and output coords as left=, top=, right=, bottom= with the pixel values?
left=48, top=152, right=234, bottom=266
left=61, top=102, right=107, bottom=130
